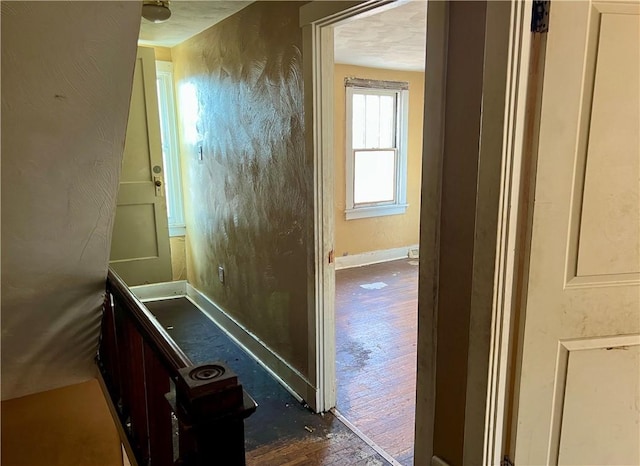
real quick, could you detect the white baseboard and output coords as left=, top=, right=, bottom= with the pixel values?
left=129, top=280, right=187, bottom=302
left=335, top=244, right=419, bottom=270
left=186, top=284, right=316, bottom=407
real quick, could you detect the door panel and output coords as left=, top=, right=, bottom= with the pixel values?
left=556, top=338, right=640, bottom=465
left=110, top=47, right=172, bottom=285
left=514, top=1, right=640, bottom=464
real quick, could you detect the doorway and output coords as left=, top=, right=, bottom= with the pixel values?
left=304, top=1, right=426, bottom=463
left=332, top=4, right=425, bottom=465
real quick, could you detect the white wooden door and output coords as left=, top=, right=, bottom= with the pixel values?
left=109, top=47, right=172, bottom=286
left=514, top=1, right=640, bottom=464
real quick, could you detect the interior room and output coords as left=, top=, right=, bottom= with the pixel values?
left=330, top=4, right=426, bottom=465
left=109, top=1, right=427, bottom=463
left=3, top=1, right=638, bottom=465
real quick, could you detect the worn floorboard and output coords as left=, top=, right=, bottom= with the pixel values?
left=335, top=259, right=418, bottom=466
left=146, top=298, right=391, bottom=466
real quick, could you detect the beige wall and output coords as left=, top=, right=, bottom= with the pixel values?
left=171, top=2, right=311, bottom=376
left=1, top=1, right=141, bottom=400
left=334, top=64, right=424, bottom=257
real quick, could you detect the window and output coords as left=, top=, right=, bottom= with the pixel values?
left=156, top=61, right=185, bottom=236
left=345, top=78, right=409, bottom=220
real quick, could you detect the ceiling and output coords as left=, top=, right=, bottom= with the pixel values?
left=334, top=1, right=427, bottom=72
left=138, top=1, right=426, bottom=72
left=138, top=1, right=252, bottom=47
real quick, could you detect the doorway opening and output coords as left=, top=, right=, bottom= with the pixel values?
left=309, top=2, right=427, bottom=464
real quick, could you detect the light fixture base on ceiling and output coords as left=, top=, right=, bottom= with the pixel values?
left=142, top=1, right=171, bottom=24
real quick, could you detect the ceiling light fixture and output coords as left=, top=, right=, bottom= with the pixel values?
left=142, top=1, right=171, bottom=24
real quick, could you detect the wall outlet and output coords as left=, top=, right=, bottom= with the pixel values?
left=218, top=266, right=225, bottom=284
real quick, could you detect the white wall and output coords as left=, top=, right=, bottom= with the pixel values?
left=1, top=1, right=142, bottom=400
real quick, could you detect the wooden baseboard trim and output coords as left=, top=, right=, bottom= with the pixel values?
left=335, top=244, right=419, bottom=270
left=186, top=284, right=316, bottom=408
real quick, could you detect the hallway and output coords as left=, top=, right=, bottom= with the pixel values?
left=146, top=298, right=392, bottom=465
left=335, top=259, right=419, bottom=466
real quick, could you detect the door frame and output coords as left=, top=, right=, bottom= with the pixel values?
left=481, top=1, right=539, bottom=464
left=301, top=0, right=409, bottom=414
left=302, top=0, right=538, bottom=463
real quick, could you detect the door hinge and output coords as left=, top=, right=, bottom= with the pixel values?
left=328, top=249, right=335, bottom=264
left=502, top=455, right=514, bottom=466
left=531, top=0, right=550, bottom=33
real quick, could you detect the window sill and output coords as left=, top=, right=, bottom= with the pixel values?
left=169, top=225, right=186, bottom=237
left=345, top=204, right=408, bottom=220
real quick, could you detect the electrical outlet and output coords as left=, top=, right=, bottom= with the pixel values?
left=218, top=266, right=225, bottom=284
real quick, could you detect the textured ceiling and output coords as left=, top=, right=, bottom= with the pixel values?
left=334, top=0, right=427, bottom=72
left=139, top=1, right=252, bottom=47
left=139, top=1, right=426, bottom=71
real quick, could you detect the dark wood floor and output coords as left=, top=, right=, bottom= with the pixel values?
left=147, top=298, right=392, bottom=466
left=335, top=259, right=418, bottom=466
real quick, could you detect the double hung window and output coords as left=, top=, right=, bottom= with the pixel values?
left=345, top=78, right=409, bottom=220
left=156, top=61, right=185, bottom=236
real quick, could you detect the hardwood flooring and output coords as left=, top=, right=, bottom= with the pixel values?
left=335, top=259, right=418, bottom=466
left=147, top=298, right=392, bottom=466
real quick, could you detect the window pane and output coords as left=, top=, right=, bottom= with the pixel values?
left=379, top=95, right=395, bottom=148
left=365, top=94, right=380, bottom=148
left=156, top=77, right=172, bottom=219
left=352, top=94, right=366, bottom=149
left=353, top=150, right=396, bottom=204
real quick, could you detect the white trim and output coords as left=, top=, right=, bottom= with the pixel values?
left=186, top=284, right=314, bottom=405
left=129, top=280, right=187, bottom=302
left=345, top=203, right=409, bottom=220
left=169, top=225, right=186, bottom=237
left=331, top=408, right=404, bottom=466
left=483, top=1, right=534, bottom=464
left=155, top=60, right=185, bottom=237
left=345, top=86, right=409, bottom=220
left=335, top=244, right=418, bottom=270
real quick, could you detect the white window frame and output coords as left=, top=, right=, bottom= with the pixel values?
left=345, top=81, right=409, bottom=220
left=156, top=61, right=185, bottom=236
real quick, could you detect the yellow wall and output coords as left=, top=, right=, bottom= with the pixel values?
left=170, top=236, right=187, bottom=280
left=334, top=64, right=424, bottom=257
left=1, top=379, right=123, bottom=466
left=153, top=46, right=172, bottom=61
